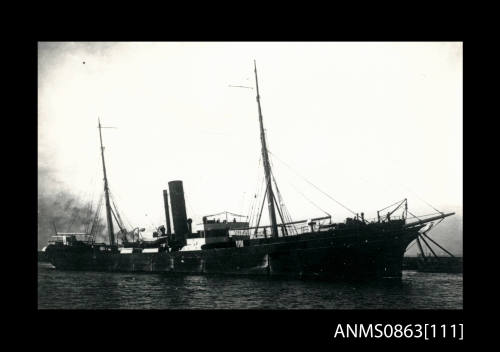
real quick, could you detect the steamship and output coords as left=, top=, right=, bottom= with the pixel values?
left=43, top=61, right=454, bottom=280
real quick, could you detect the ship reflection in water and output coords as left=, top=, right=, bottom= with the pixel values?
left=38, top=263, right=462, bottom=309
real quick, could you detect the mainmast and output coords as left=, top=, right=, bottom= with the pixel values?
left=254, top=60, right=279, bottom=238
left=98, top=119, right=115, bottom=246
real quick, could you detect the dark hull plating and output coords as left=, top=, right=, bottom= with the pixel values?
left=46, top=227, right=421, bottom=280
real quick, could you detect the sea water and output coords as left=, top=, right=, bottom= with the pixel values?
left=37, top=263, right=462, bottom=309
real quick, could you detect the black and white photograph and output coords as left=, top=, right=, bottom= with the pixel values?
left=37, top=42, right=463, bottom=315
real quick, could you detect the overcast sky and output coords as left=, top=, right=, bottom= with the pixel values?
left=38, top=42, right=462, bottom=233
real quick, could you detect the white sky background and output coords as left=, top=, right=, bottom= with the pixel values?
left=38, top=42, right=462, bottom=233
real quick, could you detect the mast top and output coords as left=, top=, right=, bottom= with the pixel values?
left=253, top=61, right=279, bottom=238
left=98, top=117, right=116, bottom=247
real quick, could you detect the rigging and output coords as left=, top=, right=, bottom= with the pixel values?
left=268, top=150, right=357, bottom=216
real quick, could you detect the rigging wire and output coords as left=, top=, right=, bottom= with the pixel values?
left=407, top=210, right=422, bottom=222
left=283, top=207, right=298, bottom=235
left=184, top=193, right=198, bottom=224
left=278, top=191, right=297, bottom=235
left=378, top=199, right=406, bottom=213
left=406, top=210, right=449, bottom=257
left=110, top=206, right=125, bottom=233
left=268, top=159, right=299, bottom=235
left=270, top=169, right=299, bottom=235
left=249, top=176, right=265, bottom=230
left=400, top=185, right=444, bottom=215
left=352, top=145, right=446, bottom=216
left=109, top=193, right=123, bottom=228
left=253, top=187, right=268, bottom=235
left=281, top=174, right=331, bottom=218
left=86, top=155, right=106, bottom=239
left=90, top=193, right=104, bottom=241
left=406, top=239, right=417, bottom=251
left=107, top=187, right=134, bottom=230
left=109, top=192, right=126, bottom=232
left=85, top=156, right=103, bottom=233
left=144, top=213, right=156, bottom=230
left=204, top=211, right=248, bottom=218
left=268, top=150, right=357, bottom=216
left=270, top=190, right=288, bottom=236
left=405, top=212, right=442, bottom=220
left=247, top=157, right=264, bottom=229
left=431, top=217, right=445, bottom=230
left=266, top=161, right=289, bottom=237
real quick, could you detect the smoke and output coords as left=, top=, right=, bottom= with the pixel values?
left=37, top=165, right=107, bottom=249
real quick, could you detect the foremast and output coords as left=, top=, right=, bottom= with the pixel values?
left=254, top=60, right=279, bottom=238
left=98, top=119, right=115, bottom=246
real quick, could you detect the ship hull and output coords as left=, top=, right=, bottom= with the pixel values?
left=45, top=227, right=421, bottom=280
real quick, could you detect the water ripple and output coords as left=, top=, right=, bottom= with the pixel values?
left=38, top=264, right=462, bottom=309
